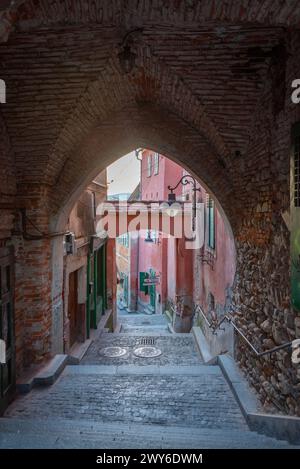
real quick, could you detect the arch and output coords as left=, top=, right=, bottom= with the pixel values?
left=50, top=104, right=235, bottom=236
left=44, top=53, right=229, bottom=185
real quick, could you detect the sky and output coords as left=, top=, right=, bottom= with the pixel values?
left=107, top=151, right=140, bottom=197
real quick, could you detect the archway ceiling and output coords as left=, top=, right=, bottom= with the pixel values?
left=0, top=0, right=295, bottom=192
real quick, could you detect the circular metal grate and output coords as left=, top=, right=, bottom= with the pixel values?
left=100, top=346, right=127, bottom=358
left=133, top=346, right=162, bottom=358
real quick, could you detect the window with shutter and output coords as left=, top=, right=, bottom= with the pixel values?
left=207, top=196, right=215, bottom=250
left=147, top=155, right=152, bottom=177
left=153, top=153, right=159, bottom=175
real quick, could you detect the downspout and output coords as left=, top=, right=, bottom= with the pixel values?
left=135, top=148, right=143, bottom=312
left=93, top=250, right=98, bottom=328
left=86, top=252, right=91, bottom=339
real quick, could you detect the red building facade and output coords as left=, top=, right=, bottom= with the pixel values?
left=116, top=150, right=235, bottom=337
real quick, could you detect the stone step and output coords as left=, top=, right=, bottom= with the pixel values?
left=63, top=364, right=220, bottom=376
left=120, top=314, right=168, bottom=325
left=120, top=325, right=170, bottom=334
left=4, top=368, right=249, bottom=430
left=0, top=417, right=297, bottom=449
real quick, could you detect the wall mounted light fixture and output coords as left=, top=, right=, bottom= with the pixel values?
left=167, top=175, right=201, bottom=231
left=118, top=28, right=143, bottom=74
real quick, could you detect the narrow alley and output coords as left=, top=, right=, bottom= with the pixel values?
left=1, top=0, right=300, bottom=455
left=0, top=312, right=296, bottom=449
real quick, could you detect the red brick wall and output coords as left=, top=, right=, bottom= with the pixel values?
left=0, top=111, right=15, bottom=244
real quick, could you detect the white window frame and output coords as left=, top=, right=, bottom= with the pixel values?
left=147, top=155, right=152, bottom=177
left=153, top=153, right=159, bottom=175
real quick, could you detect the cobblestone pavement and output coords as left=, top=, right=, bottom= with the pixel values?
left=81, top=333, right=201, bottom=366
left=5, top=369, right=247, bottom=430
left=1, top=312, right=297, bottom=448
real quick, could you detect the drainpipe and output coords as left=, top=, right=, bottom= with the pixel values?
left=93, top=250, right=98, bottom=328
left=86, top=252, right=91, bottom=339
left=135, top=148, right=143, bottom=196
left=135, top=148, right=143, bottom=312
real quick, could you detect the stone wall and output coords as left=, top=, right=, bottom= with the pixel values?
left=232, top=31, right=300, bottom=416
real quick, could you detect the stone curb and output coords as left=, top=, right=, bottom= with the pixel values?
left=192, top=326, right=218, bottom=364
left=17, top=354, right=69, bottom=393
left=218, top=353, right=300, bottom=444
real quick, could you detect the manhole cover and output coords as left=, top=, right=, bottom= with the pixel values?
left=133, top=346, right=162, bottom=358
left=100, top=347, right=127, bottom=357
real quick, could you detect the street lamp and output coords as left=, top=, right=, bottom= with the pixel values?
left=167, top=175, right=201, bottom=231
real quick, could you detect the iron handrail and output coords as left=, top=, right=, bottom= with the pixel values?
left=194, top=304, right=293, bottom=357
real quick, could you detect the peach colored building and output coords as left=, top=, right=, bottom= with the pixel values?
left=63, top=171, right=109, bottom=352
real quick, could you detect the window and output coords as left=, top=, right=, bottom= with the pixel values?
left=117, top=233, right=129, bottom=247
left=123, top=275, right=129, bottom=306
left=147, top=155, right=152, bottom=177
left=153, top=153, right=159, bottom=175
left=151, top=230, right=157, bottom=243
left=207, top=196, right=215, bottom=250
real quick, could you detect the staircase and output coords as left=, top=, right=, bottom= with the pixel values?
left=0, top=313, right=298, bottom=449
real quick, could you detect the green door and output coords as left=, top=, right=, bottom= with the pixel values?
left=149, top=270, right=156, bottom=312
left=123, top=275, right=129, bottom=307
left=0, top=247, right=15, bottom=415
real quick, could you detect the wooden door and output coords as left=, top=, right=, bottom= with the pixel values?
left=0, top=247, right=15, bottom=415
left=68, top=270, right=78, bottom=347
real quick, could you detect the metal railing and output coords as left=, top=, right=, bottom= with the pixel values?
left=194, top=304, right=293, bottom=357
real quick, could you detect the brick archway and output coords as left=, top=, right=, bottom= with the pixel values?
left=1, top=0, right=300, bottom=416
left=50, top=103, right=235, bottom=236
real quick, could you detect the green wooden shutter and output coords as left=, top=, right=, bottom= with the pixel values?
left=149, top=270, right=156, bottom=310
left=123, top=275, right=129, bottom=307
left=208, top=198, right=215, bottom=249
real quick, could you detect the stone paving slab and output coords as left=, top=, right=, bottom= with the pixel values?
left=0, top=417, right=297, bottom=449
